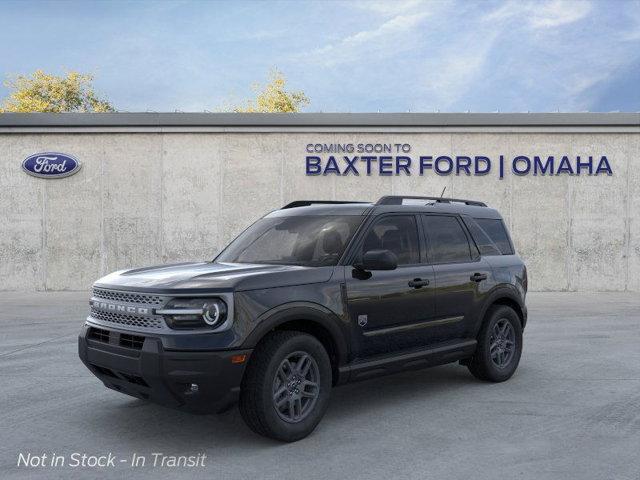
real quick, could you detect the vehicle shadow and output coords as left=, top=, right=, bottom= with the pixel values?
left=82, top=363, right=476, bottom=448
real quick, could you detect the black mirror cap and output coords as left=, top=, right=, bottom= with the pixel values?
left=360, top=249, right=398, bottom=271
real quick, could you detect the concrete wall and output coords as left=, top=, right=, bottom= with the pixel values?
left=1, top=130, right=638, bottom=291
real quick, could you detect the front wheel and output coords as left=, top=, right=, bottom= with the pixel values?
left=467, top=305, right=523, bottom=382
left=239, top=331, right=332, bottom=442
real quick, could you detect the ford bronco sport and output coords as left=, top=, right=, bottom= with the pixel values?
left=79, top=195, right=527, bottom=442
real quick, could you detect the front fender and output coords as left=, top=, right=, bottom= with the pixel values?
left=240, top=302, right=350, bottom=367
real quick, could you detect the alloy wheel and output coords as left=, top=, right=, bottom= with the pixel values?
left=490, top=318, right=516, bottom=368
left=272, top=351, right=321, bottom=423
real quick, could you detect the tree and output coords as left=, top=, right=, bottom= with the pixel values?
left=233, top=69, right=309, bottom=113
left=1, top=70, right=114, bottom=113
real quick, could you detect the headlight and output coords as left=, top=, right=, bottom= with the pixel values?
left=157, top=298, right=228, bottom=330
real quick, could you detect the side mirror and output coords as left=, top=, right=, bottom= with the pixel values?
left=358, top=249, right=398, bottom=271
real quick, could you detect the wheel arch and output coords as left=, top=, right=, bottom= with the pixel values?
left=242, top=303, right=349, bottom=385
left=477, top=288, right=527, bottom=335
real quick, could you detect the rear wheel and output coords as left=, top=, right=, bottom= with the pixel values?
left=467, top=305, right=522, bottom=382
left=239, top=331, right=332, bottom=442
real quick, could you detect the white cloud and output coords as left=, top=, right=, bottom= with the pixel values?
left=566, top=71, right=612, bottom=98
left=419, top=29, right=500, bottom=109
left=484, top=0, right=592, bottom=29
left=351, top=0, right=434, bottom=16
left=328, top=13, right=426, bottom=47
left=529, top=0, right=592, bottom=28
left=301, top=11, right=431, bottom=67
left=482, top=1, right=523, bottom=23
left=477, top=0, right=636, bottom=111
left=291, top=0, right=633, bottom=112
left=619, top=0, right=640, bottom=41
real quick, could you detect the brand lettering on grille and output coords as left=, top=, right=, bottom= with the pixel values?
left=92, top=301, right=149, bottom=315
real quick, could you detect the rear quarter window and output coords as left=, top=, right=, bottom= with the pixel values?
left=474, top=218, right=514, bottom=255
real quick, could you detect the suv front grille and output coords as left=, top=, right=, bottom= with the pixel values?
left=90, top=307, right=164, bottom=330
left=92, top=288, right=163, bottom=306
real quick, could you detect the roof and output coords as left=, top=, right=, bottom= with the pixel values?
left=268, top=203, right=374, bottom=217
left=0, top=112, right=638, bottom=133
left=269, top=200, right=503, bottom=219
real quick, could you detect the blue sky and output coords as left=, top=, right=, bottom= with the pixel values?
left=0, top=0, right=638, bottom=112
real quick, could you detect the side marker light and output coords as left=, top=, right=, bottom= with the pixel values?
left=231, top=354, right=247, bottom=364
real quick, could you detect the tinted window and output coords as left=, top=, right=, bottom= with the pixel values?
left=475, top=218, right=514, bottom=255
left=216, top=215, right=363, bottom=266
left=464, top=217, right=502, bottom=256
left=423, top=215, right=472, bottom=263
left=361, top=215, right=420, bottom=265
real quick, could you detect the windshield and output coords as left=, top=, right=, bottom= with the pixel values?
left=216, top=215, right=364, bottom=267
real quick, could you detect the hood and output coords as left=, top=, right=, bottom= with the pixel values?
left=94, top=261, right=335, bottom=293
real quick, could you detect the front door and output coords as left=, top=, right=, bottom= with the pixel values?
left=344, top=214, right=436, bottom=358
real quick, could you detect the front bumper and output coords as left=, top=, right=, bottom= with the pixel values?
left=78, top=324, right=251, bottom=413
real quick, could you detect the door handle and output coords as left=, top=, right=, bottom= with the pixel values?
left=470, top=272, right=487, bottom=282
left=408, top=278, right=430, bottom=288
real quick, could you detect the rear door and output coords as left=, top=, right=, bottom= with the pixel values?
left=421, top=214, right=492, bottom=341
left=344, top=214, right=436, bottom=358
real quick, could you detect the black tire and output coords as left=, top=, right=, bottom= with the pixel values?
left=239, top=331, right=332, bottom=442
left=467, top=305, right=523, bottom=382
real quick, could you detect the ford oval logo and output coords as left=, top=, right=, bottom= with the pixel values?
left=22, top=152, right=81, bottom=179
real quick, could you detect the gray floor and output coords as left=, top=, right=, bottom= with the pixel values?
left=0, top=291, right=639, bottom=480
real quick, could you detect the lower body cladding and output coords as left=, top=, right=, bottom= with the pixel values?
left=78, top=324, right=252, bottom=413
left=339, top=339, right=478, bottom=382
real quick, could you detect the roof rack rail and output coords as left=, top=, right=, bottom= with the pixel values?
left=376, top=195, right=487, bottom=207
left=281, top=200, right=368, bottom=209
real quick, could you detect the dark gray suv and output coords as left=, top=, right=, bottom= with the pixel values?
left=79, top=195, right=527, bottom=442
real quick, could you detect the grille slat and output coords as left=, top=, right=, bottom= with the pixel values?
left=89, top=288, right=168, bottom=332
left=90, top=307, right=164, bottom=329
left=92, top=288, right=163, bottom=306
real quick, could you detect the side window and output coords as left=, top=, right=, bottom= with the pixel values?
left=475, top=218, right=514, bottom=255
left=463, top=217, right=502, bottom=256
left=361, top=215, right=420, bottom=265
left=423, top=215, right=472, bottom=263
